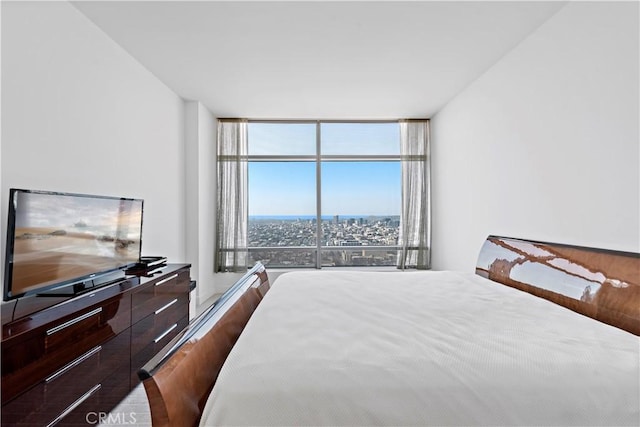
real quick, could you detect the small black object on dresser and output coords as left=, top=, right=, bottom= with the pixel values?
left=127, top=256, right=168, bottom=273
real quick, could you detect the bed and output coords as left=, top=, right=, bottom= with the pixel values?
left=139, top=235, right=639, bottom=426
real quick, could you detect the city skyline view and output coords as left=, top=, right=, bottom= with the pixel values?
left=248, top=214, right=400, bottom=267
left=247, top=121, right=404, bottom=267
left=249, top=214, right=400, bottom=220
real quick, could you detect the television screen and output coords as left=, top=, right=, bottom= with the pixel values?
left=4, top=189, right=143, bottom=299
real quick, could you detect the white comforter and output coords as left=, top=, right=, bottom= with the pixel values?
left=201, top=271, right=639, bottom=426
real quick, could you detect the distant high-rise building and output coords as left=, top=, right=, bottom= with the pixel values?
left=334, top=215, right=339, bottom=224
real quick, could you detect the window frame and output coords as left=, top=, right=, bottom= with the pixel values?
left=247, top=120, right=403, bottom=269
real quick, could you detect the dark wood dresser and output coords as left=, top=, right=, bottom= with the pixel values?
left=1, top=264, right=192, bottom=426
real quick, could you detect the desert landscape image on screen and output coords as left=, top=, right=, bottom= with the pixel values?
left=9, top=192, right=142, bottom=295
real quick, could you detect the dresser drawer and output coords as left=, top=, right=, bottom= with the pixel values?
left=2, top=296, right=130, bottom=404
left=131, top=315, right=189, bottom=387
left=1, top=330, right=130, bottom=426
left=131, top=293, right=188, bottom=356
left=131, top=270, right=190, bottom=324
left=51, top=366, right=129, bottom=426
left=30, top=364, right=129, bottom=427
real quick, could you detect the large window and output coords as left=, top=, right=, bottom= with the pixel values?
left=247, top=121, right=401, bottom=268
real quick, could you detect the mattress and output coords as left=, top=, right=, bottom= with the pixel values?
left=200, top=270, right=640, bottom=426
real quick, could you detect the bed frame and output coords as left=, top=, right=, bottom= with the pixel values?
left=138, top=263, right=269, bottom=427
left=476, top=235, right=639, bottom=336
left=138, top=236, right=639, bottom=426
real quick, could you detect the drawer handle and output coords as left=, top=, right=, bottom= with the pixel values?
left=45, top=383, right=101, bottom=427
left=46, top=307, right=102, bottom=336
left=45, top=346, right=102, bottom=383
left=155, top=298, right=178, bottom=315
left=154, top=323, right=178, bottom=343
left=155, top=274, right=178, bottom=287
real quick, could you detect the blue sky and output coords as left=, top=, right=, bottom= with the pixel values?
left=248, top=122, right=401, bottom=216
left=248, top=161, right=401, bottom=216
left=248, top=122, right=400, bottom=156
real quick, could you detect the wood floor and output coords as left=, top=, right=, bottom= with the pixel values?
left=99, top=384, right=151, bottom=426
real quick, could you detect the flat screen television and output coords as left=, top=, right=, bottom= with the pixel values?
left=3, top=189, right=144, bottom=300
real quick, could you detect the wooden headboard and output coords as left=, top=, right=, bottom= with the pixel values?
left=138, top=263, right=269, bottom=427
left=476, top=235, right=640, bottom=336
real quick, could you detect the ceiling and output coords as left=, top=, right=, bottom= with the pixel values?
left=72, top=1, right=566, bottom=119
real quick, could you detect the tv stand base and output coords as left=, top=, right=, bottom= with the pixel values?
left=36, top=270, right=127, bottom=298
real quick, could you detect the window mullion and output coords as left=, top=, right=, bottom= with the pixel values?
left=247, top=155, right=316, bottom=162
left=315, top=121, right=322, bottom=269
left=320, top=155, right=401, bottom=162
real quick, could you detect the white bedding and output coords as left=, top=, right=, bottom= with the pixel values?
left=201, top=270, right=639, bottom=426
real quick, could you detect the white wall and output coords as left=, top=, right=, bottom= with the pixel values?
left=185, top=101, right=220, bottom=313
left=431, top=1, right=639, bottom=271
left=1, top=1, right=187, bottom=285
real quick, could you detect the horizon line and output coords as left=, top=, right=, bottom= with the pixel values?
left=249, top=214, right=400, bottom=218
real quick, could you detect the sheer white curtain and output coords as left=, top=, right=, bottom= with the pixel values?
left=398, top=120, right=431, bottom=269
left=215, top=119, right=249, bottom=272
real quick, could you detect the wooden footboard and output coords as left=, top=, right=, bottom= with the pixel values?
left=138, top=263, right=269, bottom=427
left=476, top=236, right=640, bottom=335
